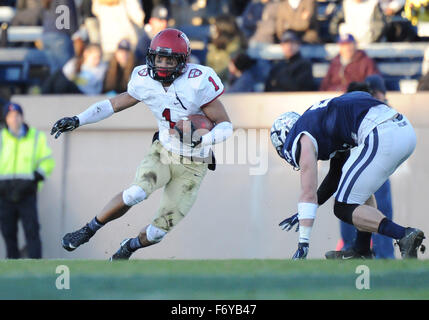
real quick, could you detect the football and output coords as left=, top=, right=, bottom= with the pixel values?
left=175, top=114, right=214, bottom=132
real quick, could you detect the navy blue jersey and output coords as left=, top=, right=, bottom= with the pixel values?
left=282, top=91, right=385, bottom=168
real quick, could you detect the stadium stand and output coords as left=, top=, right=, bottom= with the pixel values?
left=0, top=0, right=427, bottom=94
left=0, top=25, right=47, bottom=93
left=0, top=47, right=49, bottom=92
left=247, top=41, right=427, bottom=91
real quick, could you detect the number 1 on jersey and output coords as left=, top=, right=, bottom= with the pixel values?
left=208, top=76, right=219, bottom=91
left=162, top=108, right=176, bottom=129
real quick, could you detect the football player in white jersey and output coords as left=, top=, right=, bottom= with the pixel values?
left=51, top=28, right=233, bottom=260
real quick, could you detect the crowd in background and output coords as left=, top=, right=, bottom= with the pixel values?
left=0, top=0, right=429, bottom=100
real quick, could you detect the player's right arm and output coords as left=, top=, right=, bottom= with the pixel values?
left=51, top=93, right=139, bottom=139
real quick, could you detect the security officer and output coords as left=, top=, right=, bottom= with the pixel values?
left=0, top=103, right=55, bottom=259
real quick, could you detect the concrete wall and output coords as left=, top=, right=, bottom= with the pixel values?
left=1, top=92, right=429, bottom=260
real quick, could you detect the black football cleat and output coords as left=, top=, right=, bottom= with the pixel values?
left=62, top=224, right=95, bottom=252
left=109, top=239, right=134, bottom=261
left=396, top=228, right=426, bottom=259
left=325, top=248, right=373, bottom=260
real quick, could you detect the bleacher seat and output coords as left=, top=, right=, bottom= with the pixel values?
left=247, top=41, right=428, bottom=91
left=0, top=48, right=50, bottom=91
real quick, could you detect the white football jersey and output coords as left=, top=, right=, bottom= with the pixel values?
left=127, top=63, right=224, bottom=158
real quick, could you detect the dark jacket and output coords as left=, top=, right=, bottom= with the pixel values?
left=42, top=0, right=78, bottom=36
left=227, top=59, right=270, bottom=93
left=320, top=50, right=380, bottom=92
left=265, top=52, right=316, bottom=92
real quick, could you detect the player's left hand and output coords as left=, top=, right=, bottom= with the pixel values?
left=190, top=136, right=202, bottom=148
left=292, top=242, right=309, bottom=260
left=51, top=116, right=80, bottom=139
left=279, top=213, right=299, bottom=232
left=174, top=121, right=202, bottom=148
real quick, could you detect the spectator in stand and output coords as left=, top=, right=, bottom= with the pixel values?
left=92, top=0, right=145, bottom=61
left=42, top=0, right=78, bottom=74
left=227, top=51, right=270, bottom=93
left=249, top=0, right=281, bottom=44
left=72, top=27, right=90, bottom=60
left=265, top=31, right=315, bottom=92
left=206, top=14, right=248, bottom=84
left=135, top=4, right=169, bottom=66
left=103, top=39, right=137, bottom=95
left=240, top=0, right=271, bottom=39
left=42, top=43, right=107, bottom=95
left=329, top=0, right=387, bottom=45
left=380, top=0, right=417, bottom=41
left=276, top=0, right=320, bottom=44
left=78, top=0, right=101, bottom=44
left=380, top=0, right=406, bottom=16
left=10, top=0, right=43, bottom=26
left=320, top=33, right=380, bottom=92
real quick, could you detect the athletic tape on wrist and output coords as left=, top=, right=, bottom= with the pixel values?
left=201, top=121, right=233, bottom=146
left=297, top=202, right=318, bottom=220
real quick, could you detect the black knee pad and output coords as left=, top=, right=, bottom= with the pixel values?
left=334, top=200, right=359, bottom=225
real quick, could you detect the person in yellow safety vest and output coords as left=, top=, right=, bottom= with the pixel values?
left=0, top=102, right=55, bottom=259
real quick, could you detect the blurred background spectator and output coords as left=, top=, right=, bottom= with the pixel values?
left=239, top=0, right=270, bottom=40
left=248, top=0, right=280, bottom=44
left=10, top=0, right=43, bottom=27
left=380, top=0, right=418, bottom=41
left=319, top=33, right=380, bottom=91
left=265, top=30, right=315, bottom=92
left=103, top=39, right=136, bottom=94
left=42, top=0, right=78, bottom=75
left=92, top=0, right=145, bottom=61
left=42, top=43, right=107, bottom=95
left=72, top=26, right=90, bottom=60
left=329, top=0, right=387, bottom=44
left=403, top=0, right=429, bottom=27
left=276, top=0, right=320, bottom=44
left=135, top=4, right=169, bottom=65
left=78, top=0, right=101, bottom=44
left=206, top=13, right=248, bottom=83
left=226, top=50, right=270, bottom=92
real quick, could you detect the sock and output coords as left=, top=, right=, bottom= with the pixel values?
left=377, top=218, right=406, bottom=240
left=88, top=216, right=105, bottom=232
left=129, top=236, right=143, bottom=252
left=353, top=231, right=372, bottom=254
left=299, top=226, right=312, bottom=244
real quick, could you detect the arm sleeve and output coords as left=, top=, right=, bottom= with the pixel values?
left=317, top=150, right=350, bottom=205
left=201, top=121, right=233, bottom=146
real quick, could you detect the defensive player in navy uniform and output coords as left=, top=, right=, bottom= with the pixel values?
left=50, top=29, right=233, bottom=260
left=271, top=91, right=425, bottom=259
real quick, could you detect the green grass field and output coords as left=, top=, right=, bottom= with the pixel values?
left=1, top=259, right=429, bottom=300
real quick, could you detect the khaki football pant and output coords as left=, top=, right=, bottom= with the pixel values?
left=132, top=140, right=208, bottom=232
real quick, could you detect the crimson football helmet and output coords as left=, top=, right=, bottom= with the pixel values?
left=146, top=28, right=191, bottom=83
